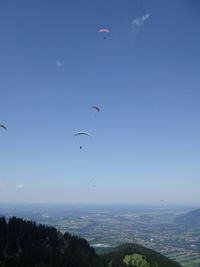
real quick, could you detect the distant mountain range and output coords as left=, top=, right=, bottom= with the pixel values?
left=174, top=208, right=200, bottom=228
left=0, top=216, right=182, bottom=267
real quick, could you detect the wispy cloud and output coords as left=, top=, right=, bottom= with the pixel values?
left=56, top=60, right=64, bottom=68
left=132, top=13, right=150, bottom=31
left=16, top=184, right=24, bottom=189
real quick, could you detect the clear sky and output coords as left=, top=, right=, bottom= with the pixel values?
left=0, top=0, right=200, bottom=204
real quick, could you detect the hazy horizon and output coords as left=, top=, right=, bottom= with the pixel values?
left=0, top=200, right=200, bottom=207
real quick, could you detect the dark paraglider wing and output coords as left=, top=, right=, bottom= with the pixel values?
left=74, top=132, right=92, bottom=150
left=0, top=125, right=7, bottom=130
left=91, top=106, right=100, bottom=112
left=73, top=132, right=91, bottom=137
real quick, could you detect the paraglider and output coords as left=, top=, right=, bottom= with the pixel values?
left=91, top=106, right=100, bottom=112
left=74, top=132, right=91, bottom=149
left=0, top=125, right=7, bottom=130
left=98, top=28, right=110, bottom=39
left=98, top=28, right=110, bottom=33
left=74, top=132, right=91, bottom=137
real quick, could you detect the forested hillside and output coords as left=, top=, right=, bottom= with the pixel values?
left=0, top=216, right=101, bottom=267
left=0, top=217, right=182, bottom=267
left=102, top=243, right=182, bottom=267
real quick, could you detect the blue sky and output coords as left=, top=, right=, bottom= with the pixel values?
left=0, top=0, right=200, bottom=203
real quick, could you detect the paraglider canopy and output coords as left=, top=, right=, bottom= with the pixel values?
left=74, top=132, right=91, bottom=137
left=98, top=28, right=110, bottom=39
left=74, top=132, right=91, bottom=150
left=0, top=125, right=7, bottom=130
left=91, top=106, right=100, bottom=112
left=98, top=28, right=110, bottom=33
